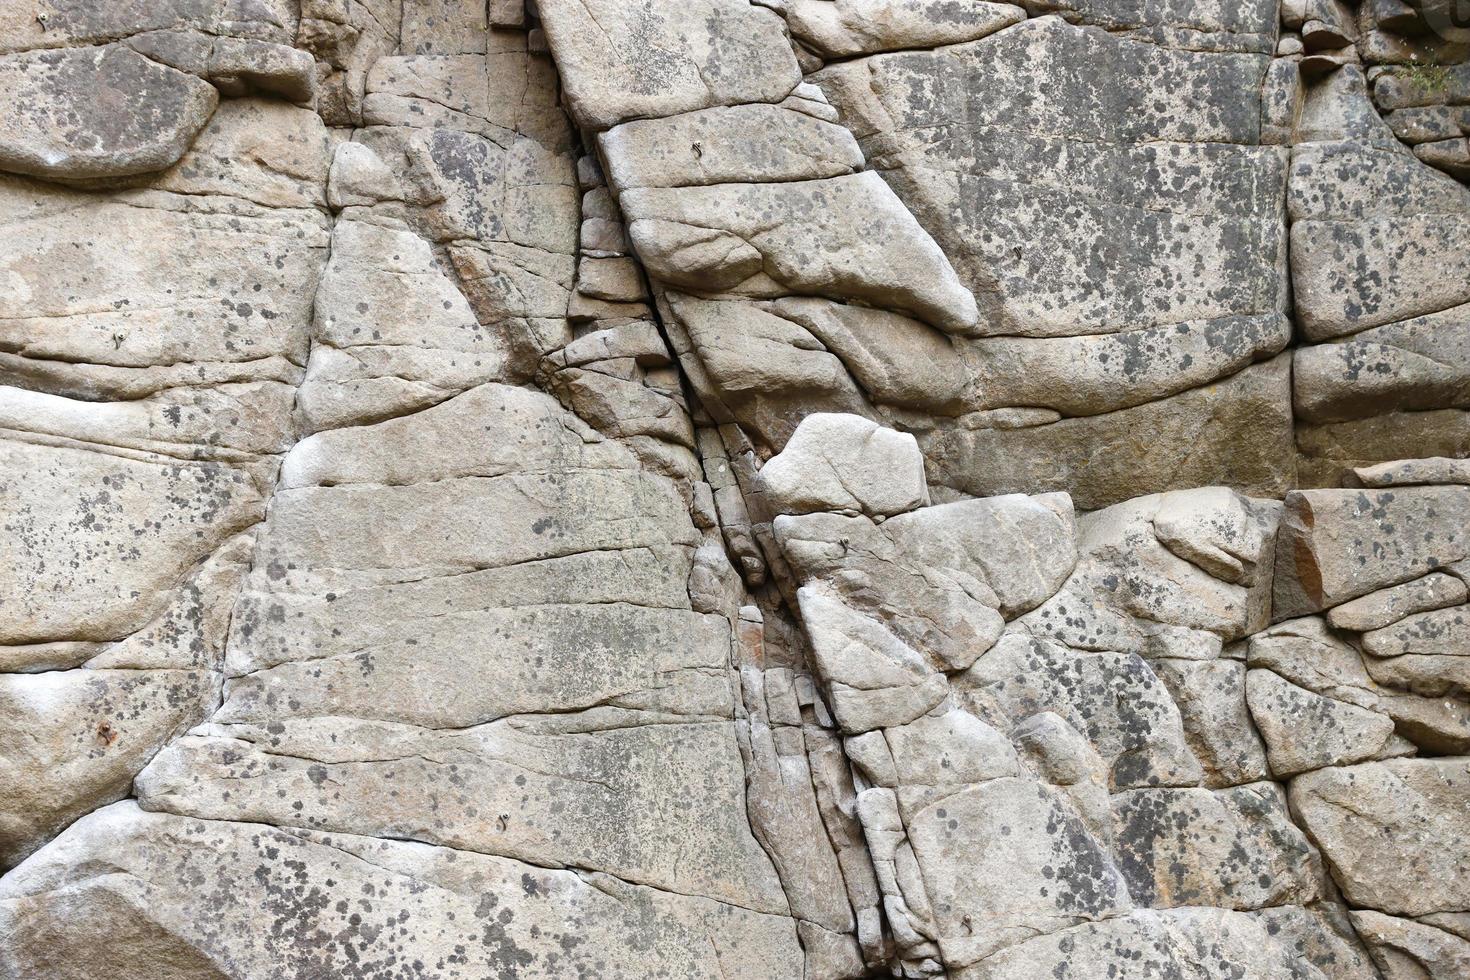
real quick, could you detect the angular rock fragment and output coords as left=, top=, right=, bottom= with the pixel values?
left=756, top=413, right=928, bottom=518
left=1274, top=486, right=1470, bottom=618
left=534, top=0, right=801, bottom=130
left=622, top=173, right=979, bottom=333
left=1328, top=572, right=1469, bottom=632
left=1152, top=659, right=1269, bottom=787
left=796, top=588, right=949, bottom=734
left=1249, top=616, right=1470, bottom=754
left=599, top=104, right=865, bottom=188
left=959, top=634, right=1203, bottom=789
left=783, top=0, right=1025, bottom=58
left=1348, top=456, right=1470, bottom=488
left=1246, top=668, right=1402, bottom=776
left=778, top=493, right=1074, bottom=670
left=1291, top=759, right=1470, bottom=916
left=1352, top=909, right=1470, bottom=979
left=906, top=776, right=1133, bottom=969
left=1361, top=605, right=1470, bottom=697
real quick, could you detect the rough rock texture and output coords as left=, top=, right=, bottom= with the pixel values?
left=2, top=1, right=1469, bottom=978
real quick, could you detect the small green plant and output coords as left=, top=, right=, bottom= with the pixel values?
left=1402, top=59, right=1452, bottom=96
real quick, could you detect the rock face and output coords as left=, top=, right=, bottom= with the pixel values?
left=1, top=1, right=1469, bottom=978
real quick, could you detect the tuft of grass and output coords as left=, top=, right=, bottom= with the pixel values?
left=1402, top=59, right=1452, bottom=96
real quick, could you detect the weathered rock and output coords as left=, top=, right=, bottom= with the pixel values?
left=796, top=588, right=949, bottom=734
left=0, top=802, right=805, bottom=979
left=958, top=908, right=1347, bottom=980
left=777, top=493, right=1075, bottom=670
left=599, top=104, right=864, bottom=188
left=771, top=297, right=970, bottom=413
left=622, top=173, right=979, bottom=333
left=1152, top=659, right=1270, bottom=787
left=921, top=355, right=1296, bottom=510
left=1291, top=759, right=1470, bottom=916
left=906, top=776, right=1133, bottom=969
left=0, top=183, right=325, bottom=389
left=1328, top=572, right=1469, bottom=632
left=1273, top=486, right=1470, bottom=618
left=958, top=314, right=1291, bottom=419
left=1361, top=605, right=1470, bottom=697
left=1249, top=616, right=1470, bottom=754
left=0, top=439, right=264, bottom=646
left=1016, top=487, right=1278, bottom=658
left=0, top=668, right=215, bottom=870
left=959, top=634, right=1203, bottom=789
left=756, top=413, right=929, bottom=518
left=1110, top=782, right=1323, bottom=909
left=1298, top=416, right=1470, bottom=490
left=783, top=0, right=1025, bottom=58
left=534, top=0, right=801, bottom=130
left=1293, top=309, right=1470, bottom=424
left=1246, top=668, right=1402, bottom=776
left=1352, top=909, right=1470, bottom=980
left=1348, top=456, right=1470, bottom=488
left=816, top=17, right=1285, bottom=340
left=4, top=0, right=1470, bottom=974
left=1290, top=69, right=1470, bottom=340
left=0, top=45, right=217, bottom=181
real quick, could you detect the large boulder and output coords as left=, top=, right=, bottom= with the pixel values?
left=0, top=45, right=217, bottom=181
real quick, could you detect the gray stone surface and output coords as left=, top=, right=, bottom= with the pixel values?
left=534, top=0, right=801, bottom=129
left=2, top=1, right=1469, bottom=977
left=1292, top=759, right=1470, bottom=917
left=1274, top=486, right=1470, bottom=618
left=0, top=44, right=218, bottom=181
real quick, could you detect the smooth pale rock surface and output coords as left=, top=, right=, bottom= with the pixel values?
left=533, top=0, right=801, bottom=130
left=1291, top=759, right=1470, bottom=916
left=908, top=775, right=1133, bottom=968
left=796, top=588, right=948, bottom=734
left=756, top=413, right=929, bottom=517
left=784, top=0, right=1025, bottom=58
left=622, top=173, right=979, bottom=333
left=0, top=667, right=215, bottom=870
left=0, top=45, right=218, bottom=181
left=599, top=104, right=865, bottom=188
left=777, top=493, right=1075, bottom=670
